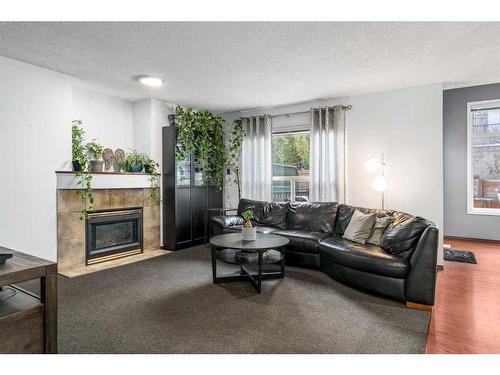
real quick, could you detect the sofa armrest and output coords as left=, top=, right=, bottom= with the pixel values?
left=211, top=215, right=244, bottom=229
left=405, top=226, right=438, bottom=306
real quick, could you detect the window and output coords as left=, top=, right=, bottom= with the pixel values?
left=272, top=131, right=310, bottom=202
left=467, top=99, right=500, bottom=215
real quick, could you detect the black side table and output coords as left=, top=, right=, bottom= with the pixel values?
left=209, top=233, right=289, bottom=293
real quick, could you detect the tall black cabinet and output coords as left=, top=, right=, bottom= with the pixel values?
left=162, top=126, right=223, bottom=250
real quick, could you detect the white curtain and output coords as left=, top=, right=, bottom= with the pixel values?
left=309, top=106, right=347, bottom=203
left=241, top=115, right=272, bottom=201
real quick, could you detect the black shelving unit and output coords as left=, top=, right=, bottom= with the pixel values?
left=162, top=126, right=223, bottom=250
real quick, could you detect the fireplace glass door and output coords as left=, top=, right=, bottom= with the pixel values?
left=86, top=208, right=143, bottom=264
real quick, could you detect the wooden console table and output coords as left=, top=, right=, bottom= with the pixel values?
left=0, top=246, right=57, bottom=353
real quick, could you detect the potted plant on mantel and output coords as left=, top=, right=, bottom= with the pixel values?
left=86, top=139, right=104, bottom=172
left=71, top=120, right=86, bottom=172
left=120, top=149, right=145, bottom=173
left=143, top=156, right=159, bottom=174
left=241, top=210, right=256, bottom=241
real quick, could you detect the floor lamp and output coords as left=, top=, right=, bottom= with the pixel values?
left=365, top=153, right=387, bottom=209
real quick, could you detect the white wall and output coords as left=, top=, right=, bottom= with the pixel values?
left=222, top=84, right=444, bottom=264
left=132, top=98, right=172, bottom=170
left=72, top=88, right=134, bottom=151
left=133, top=99, right=153, bottom=157
left=133, top=98, right=173, bottom=246
left=0, top=56, right=72, bottom=261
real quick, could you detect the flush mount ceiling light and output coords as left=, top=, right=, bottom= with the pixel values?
left=136, top=75, right=164, bottom=87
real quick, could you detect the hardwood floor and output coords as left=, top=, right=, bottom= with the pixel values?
left=426, top=238, right=500, bottom=353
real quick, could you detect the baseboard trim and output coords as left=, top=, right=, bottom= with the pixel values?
left=406, top=301, right=433, bottom=311
left=444, top=235, right=500, bottom=244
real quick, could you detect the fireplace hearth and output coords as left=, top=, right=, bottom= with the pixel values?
left=85, top=208, right=143, bottom=265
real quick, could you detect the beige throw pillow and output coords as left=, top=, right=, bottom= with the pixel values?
left=367, top=216, right=393, bottom=246
left=343, top=210, right=376, bottom=244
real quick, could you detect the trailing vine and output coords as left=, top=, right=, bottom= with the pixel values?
left=227, top=118, right=245, bottom=199
left=228, top=118, right=245, bottom=162
left=72, top=121, right=94, bottom=220
left=174, top=106, right=227, bottom=190
left=143, top=155, right=161, bottom=203
left=175, top=106, right=196, bottom=161
left=75, top=172, right=94, bottom=220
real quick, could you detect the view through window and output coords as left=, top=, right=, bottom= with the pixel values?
left=272, top=131, right=310, bottom=202
left=469, top=100, right=500, bottom=214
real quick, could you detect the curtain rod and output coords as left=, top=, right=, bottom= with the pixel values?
left=240, top=105, right=352, bottom=120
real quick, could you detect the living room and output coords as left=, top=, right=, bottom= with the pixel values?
left=1, top=1, right=500, bottom=374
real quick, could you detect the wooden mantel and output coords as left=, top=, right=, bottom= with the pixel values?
left=55, top=171, right=160, bottom=190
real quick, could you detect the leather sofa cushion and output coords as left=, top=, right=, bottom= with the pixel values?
left=223, top=225, right=278, bottom=235
left=256, top=226, right=280, bottom=234
left=334, top=204, right=356, bottom=235
left=237, top=199, right=290, bottom=229
left=286, top=202, right=338, bottom=234
left=381, top=216, right=429, bottom=256
left=319, top=236, right=409, bottom=278
left=273, top=229, right=330, bottom=254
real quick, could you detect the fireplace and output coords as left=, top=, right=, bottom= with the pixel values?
left=85, top=208, right=143, bottom=265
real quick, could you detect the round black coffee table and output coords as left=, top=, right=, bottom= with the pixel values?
left=209, top=233, right=289, bottom=293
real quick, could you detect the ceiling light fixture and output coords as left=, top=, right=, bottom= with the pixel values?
left=137, top=75, right=164, bottom=87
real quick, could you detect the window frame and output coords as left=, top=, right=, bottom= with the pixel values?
left=271, top=129, right=310, bottom=203
left=466, top=99, right=500, bottom=216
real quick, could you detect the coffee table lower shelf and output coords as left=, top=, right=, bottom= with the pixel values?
left=210, top=248, right=285, bottom=294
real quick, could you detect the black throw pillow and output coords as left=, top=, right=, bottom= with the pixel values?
left=380, top=216, right=429, bottom=255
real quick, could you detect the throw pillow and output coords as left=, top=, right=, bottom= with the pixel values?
left=367, top=216, right=393, bottom=246
left=342, top=210, right=376, bottom=244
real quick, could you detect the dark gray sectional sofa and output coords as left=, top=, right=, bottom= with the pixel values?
left=211, top=198, right=438, bottom=307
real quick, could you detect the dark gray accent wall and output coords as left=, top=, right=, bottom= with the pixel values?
left=444, top=83, right=500, bottom=240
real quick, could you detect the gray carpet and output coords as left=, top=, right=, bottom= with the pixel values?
left=54, top=245, right=429, bottom=353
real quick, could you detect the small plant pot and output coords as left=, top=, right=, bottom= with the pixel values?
left=90, top=160, right=104, bottom=172
left=144, top=165, right=152, bottom=174
left=168, top=114, right=177, bottom=127
left=72, top=160, right=82, bottom=172
left=128, top=164, right=144, bottom=173
left=242, top=227, right=257, bottom=241
left=113, top=161, right=121, bottom=173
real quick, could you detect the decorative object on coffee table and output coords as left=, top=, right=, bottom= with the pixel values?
left=102, top=148, right=114, bottom=172
left=241, top=210, right=256, bottom=241
left=113, top=148, right=125, bottom=172
left=209, top=233, right=289, bottom=293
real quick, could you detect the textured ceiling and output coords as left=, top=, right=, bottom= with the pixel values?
left=2, top=22, right=500, bottom=112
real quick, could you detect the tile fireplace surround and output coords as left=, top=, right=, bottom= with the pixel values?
left=57, top=187, right=161, bottom=274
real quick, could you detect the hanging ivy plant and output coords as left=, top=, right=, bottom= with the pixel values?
left=143, top=155, right=161, bottom=203
left=175, top=106, right=196, bottom=161
left=173, top=106, right=227, bottom=190
left=72, top=120, right=94, bottom=220
left=227, top=118, right=245, bottom=199
left=228, top=118, right=245, bottom=163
